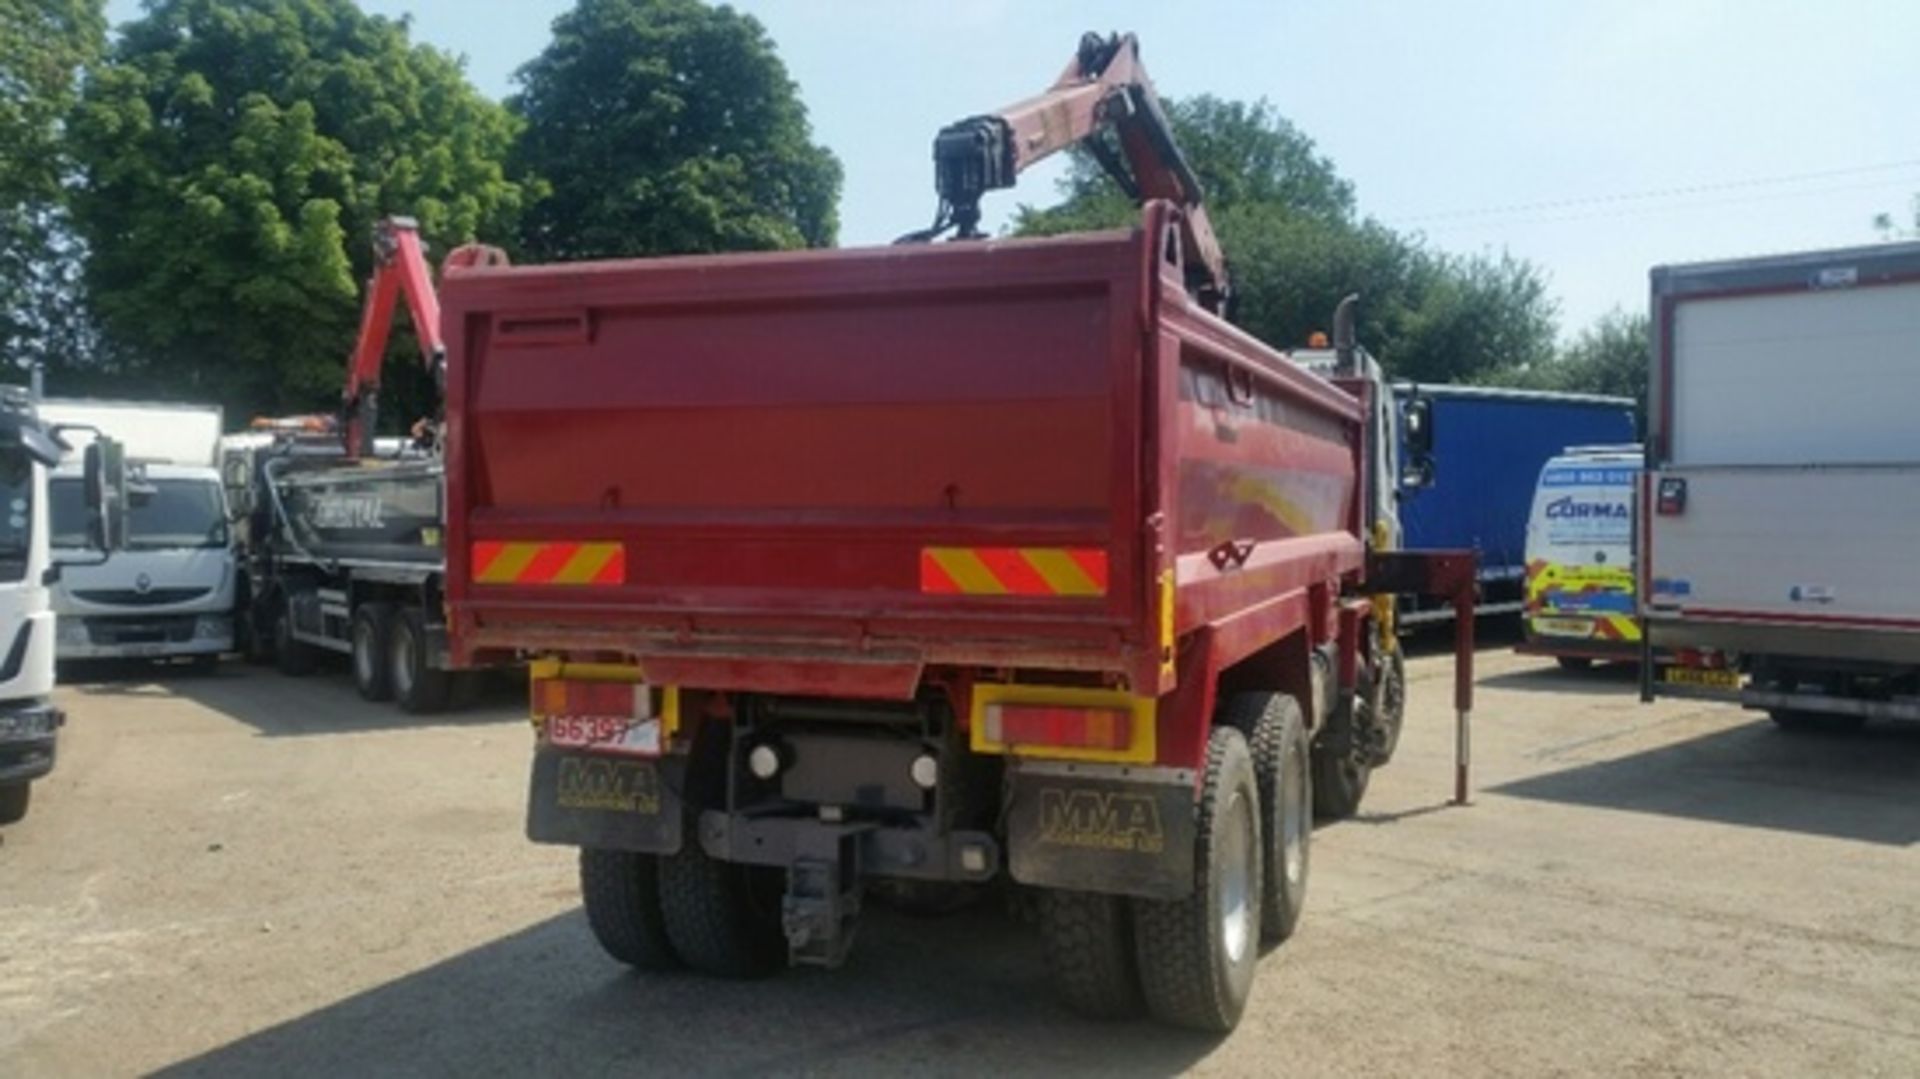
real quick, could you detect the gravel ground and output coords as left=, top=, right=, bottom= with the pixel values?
left=2, top=647, right=1917, bottom=1077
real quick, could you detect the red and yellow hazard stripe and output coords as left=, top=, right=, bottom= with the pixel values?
left=471, top=541, right=625, bottom=586
left=920, top=547, right=1108, bottom=597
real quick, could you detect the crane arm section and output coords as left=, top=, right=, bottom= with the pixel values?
left=339, top=217, right=505, bottom=458
left=929, top=32, right=1229, bottom=313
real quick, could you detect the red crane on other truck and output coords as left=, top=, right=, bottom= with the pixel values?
left=439, top=31, right=1476, bottom=1033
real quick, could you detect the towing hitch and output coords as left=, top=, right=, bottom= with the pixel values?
left=783, top=821, right=866, bottom=968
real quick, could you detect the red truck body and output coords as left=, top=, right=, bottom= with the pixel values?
left=445, top=208, right=1367, bottom=775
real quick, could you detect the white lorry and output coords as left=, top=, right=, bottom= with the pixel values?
left=0, top=387, right=121, bottom=824
left=1641, top=240, right=1920, bottom=728
left=40, top=400, right=235, bottom=667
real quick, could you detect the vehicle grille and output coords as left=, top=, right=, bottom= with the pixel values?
left=72, top=587, right=212, bottom=607
left=86, top=616, right=197, bottom=646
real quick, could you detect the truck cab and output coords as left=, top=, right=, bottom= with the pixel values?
left=47, top=462, right=235, bottom=664
left=39, top=401, right=236, bottom=666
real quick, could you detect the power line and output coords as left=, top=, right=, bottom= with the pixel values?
left=1409, top=172, right=1920, bottom=235
left=1385, top=158, right=1920, bottom=226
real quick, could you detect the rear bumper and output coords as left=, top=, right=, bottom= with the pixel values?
left=0, top=702, right=63, bottom=784
left=1647, top=615, right=1920, bottom=666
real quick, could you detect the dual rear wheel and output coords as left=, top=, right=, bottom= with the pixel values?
left=347, top=602, right=454, bottom=713
left=1040, top=693, right=1311, bottom=1032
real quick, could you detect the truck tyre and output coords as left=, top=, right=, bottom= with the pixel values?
left=1221, top=692, right=1311, bottom=947
left=351, top=603, right=396, bottom=702
left=656, top=825, right=785, bottom=978
left=1372, top=650, right=1408, bottom=764
left=389, top=607, right=452, bottom=714
left=272, top=606, right=318, bottom=677
left=0, top=783, right=29, bottom=825
left=1131, top=724, right=1263, bottom=1032
left=579, top=848, right=680, bottom=971
left=1038, top=889, right=1143, bottom=1019
left=1310, top=694, right=1372, bottom=821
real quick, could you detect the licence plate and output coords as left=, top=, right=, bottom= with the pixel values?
left=1531, top=616, right=1593, bottom=639
left=545, top=715, right=663, bottom=758
left=1663, top=667, right=1740, bottom=690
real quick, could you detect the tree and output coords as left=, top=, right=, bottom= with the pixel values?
left=1014, top=94, right=1557, bottom=381
left=510, top=0, right=842, bottom=261
left=1872, top=195, right=1918, bottom=240
left=1486, top=309, right=1650, bottom=422
left=0, top=0, right=105, bottom=383
left=68, top=0, right=527, bottom=422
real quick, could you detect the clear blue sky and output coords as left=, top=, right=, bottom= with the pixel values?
left=105, top=0, right=1920, bottom=338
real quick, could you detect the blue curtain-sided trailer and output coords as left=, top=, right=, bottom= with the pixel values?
left=1395, top=384, right=1637, bottom=624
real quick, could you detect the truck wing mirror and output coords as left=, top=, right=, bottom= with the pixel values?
left=1400, top=455, right=1436, bottom=496
left=1403, top=396, right=1434, bottom=456
left=83, top=438, right=130, bottom=552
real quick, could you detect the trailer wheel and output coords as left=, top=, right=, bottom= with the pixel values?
left=579, top=847, right=680, bottom=971
left=1310, top=695, right=1372, bottom=821
left=1131, top=724, right=1263, bottom=1032
left=272, top=605, right=318, bottom=677
left=656, top=824, right=785, bottom=978
left=1038, top=889, right=1143, bottom=1019
left=1222, top=692, right=1311, bottom=947
left=0, top=783, right=29, bottom=826
left=350, top=603, right=396, bottom=702
left=389, top=607, right=451, bottom=714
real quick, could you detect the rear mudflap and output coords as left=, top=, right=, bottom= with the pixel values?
left=526, top=747, right=684, bottom=853
left=1004, top=760, right=1197, bottom=901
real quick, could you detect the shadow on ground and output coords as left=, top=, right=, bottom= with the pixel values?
left=62, top=658, right=525, bottom=737
left=1494, top=718, right=1920, bottom=846
left=1479, top=661, right=1641, bottom=698
left=155, top=905, right=1223, bottom=1078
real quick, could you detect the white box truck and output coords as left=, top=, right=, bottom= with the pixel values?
left=40, top=400, right=236, bottom=667
left=1641, top=240, right=1920, bottom=728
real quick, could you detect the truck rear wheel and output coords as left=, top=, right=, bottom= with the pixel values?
left=1310, top=694, right=1372, bottom=821
left=0, top=783, right=29, bottom=825
left=351, top=603, right=395, bottom=702
left=272, top=605, right=318, bottom=677
left=1222, top=692, right=1312, bottom=947
left=656, top=826, right=785, bottom=978
left=1038, top=889, right=1143, bottom=1019
left=579, top=848, right=680, bottom=971
left=389, top=607, right=451, bottom=714
left=1131, top=724, right=1263, bottom=1032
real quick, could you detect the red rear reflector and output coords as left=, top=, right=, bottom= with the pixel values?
left=989, top=704, right=1132, bottom=751
left=533, top=678, right=644, bottom=720
left=1656, top=477, right=1687, bottom=516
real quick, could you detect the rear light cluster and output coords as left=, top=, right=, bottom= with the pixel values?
left=1674, top=648, right=1728, bottom=670
left=982, top=703, right=1133, bottom=752
left=534, top=677, right=645, bottom=720
left=1656, top=477, right=1687, bottom=516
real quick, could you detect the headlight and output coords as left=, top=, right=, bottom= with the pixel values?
left=194, top=614, right=232, bottom=639
left=0, top=709, right=55, bottom=738
left=56, top=618, right=89, bottom=645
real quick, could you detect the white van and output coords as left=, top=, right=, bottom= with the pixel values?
left=1520, top=445, right=1641, bottom=669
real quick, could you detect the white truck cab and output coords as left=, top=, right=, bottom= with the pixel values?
left=40, top=401, right=235, bottom=665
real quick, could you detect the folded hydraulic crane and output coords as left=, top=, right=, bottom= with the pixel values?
left=911, top=31, right=1231, bottom=316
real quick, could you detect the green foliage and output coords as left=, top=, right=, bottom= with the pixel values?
left=510, top=0, right=841, bottom=260
left=1014, top=94, right=1558, bottom=382
left=1484, top=309, right=1650, bottom=419
left=68, top=0, right=527, bottom=421
left=0, top=0, right=105, bottom=378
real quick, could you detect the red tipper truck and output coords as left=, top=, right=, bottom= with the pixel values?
left=441, top=33, right=1473, bottom=1032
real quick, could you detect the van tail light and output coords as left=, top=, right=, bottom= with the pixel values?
left=1656, top=477, right=1687, bottom=516
left=983, top=703, right=1133, bottom=752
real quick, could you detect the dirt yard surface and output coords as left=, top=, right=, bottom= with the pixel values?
left=3, top=648, right=1917, bottom=1077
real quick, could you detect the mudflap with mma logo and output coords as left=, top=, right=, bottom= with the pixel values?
left=1004, top=761, right=1197, bottom=900
left=525, top=747, right=684, bottom=853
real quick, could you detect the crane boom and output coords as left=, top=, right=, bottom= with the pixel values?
left=928, top=32, right=1229, bottom=313
left=339, top=217, right=506, bottom=458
